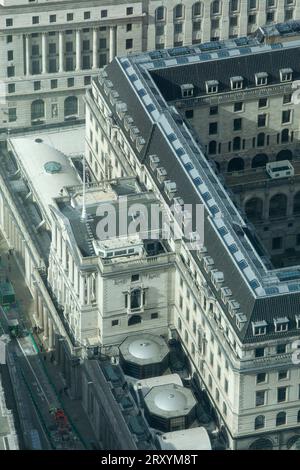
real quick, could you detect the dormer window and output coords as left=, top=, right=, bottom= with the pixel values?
left=255, top=72, right=268, bottom=86
left=230, top=76, right=243, bottom=90
left=274, top=317, right=289, bottom=333
left=280, top=68, right=293, bottom=82
left=252, top=320, right=267, bottom=336
left=236, top=313, right=247, bottom=330
left=206, top=80, right=219, bottom=94
left=228, top=299, right=240, bottom=317
left=181, top=84, right=194, bottom=98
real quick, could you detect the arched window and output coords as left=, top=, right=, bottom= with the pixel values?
left=128, top=315, right=142, bottom=326
left=254, top=415, right=265, bottom=430
left=208, top=140, right=217, bottom=155
left=64, top=96, right=78, bottom=119
left=269, top=194, right=287, bottom=218
left=156, top=6, right=165, bottom=21
left=276, top=411, right=286, bottom=426
left=31, top=99, right=45, bottom=121
left=228, top=157, right=244, bottom=172
left=192, top=1, right=202, bottom=16
left=252, top=153, right=268, bottom=168
left=257, top=132, right=265, bottom=147
left=233, top=136, right=241, bottom=151
left=281, top=128, right=289, bottom=143
left=212, top=0, right=221, bottom=14
left=174, top=4, right=184, bottom=19
left=245, top=198, right=263, bottom=221
left=294, top=192, right=300, bottom=215
left=249, top=438, right=273, bottom=450
left=276, top=149, right=293, bottom=161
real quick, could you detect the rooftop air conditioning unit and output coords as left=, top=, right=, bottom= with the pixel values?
left=149, top=155, right=160, bottom=171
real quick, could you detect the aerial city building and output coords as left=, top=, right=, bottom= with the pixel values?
left=1, top=0, right=300, bottom=453
left=0, top=19, right=300, bottom=450
left=1, top=0, right=300, bottom=128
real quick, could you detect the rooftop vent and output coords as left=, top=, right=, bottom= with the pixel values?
left=35, top=138, right=43, bottom=143
left=44, top=161, right=62, bottom=174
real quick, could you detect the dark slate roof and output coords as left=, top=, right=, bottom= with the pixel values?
left=92, top=41, right=300, bottom=344
left=150, top=47, right=300, bottom=101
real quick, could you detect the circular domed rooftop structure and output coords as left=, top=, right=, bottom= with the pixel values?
left=44, top=161, right=62, bottom=174
left=144, top=383, right=196, bottom=432
left=119, top=334, right=169, bottom=379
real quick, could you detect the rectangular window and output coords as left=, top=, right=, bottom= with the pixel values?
left=282, top=110, right=291, bottom=124
left=8, top=83, right=15, bottom=93
left=234, top=102, right=243, bottom=112
left=7, top=66, right=15, bottom=77
left=32, top=16, right=39, bottom=24
left=255, top=347, right=265, bottom=357
left=278, top=370, right=288, bottom=380
left=210, top=105, right=219, bottom=115
left=126, top=39, right=133, bottom=49
left=209, top=122, right=218, bottom=135
left=8, top=108, right=17, bottom=122
left=7, top=50, right=13, bottom=61
left=233, top=118, right=242, bottom=131
left=255, top=390, right=266, bottom=407
left=256, top=372, right=267, bottom=384
left=277, top=386, right=287, bottom=402
left=112, top=319, right=119, bottom=326
left=258, top=97, right=268, bottom=108
left=258, top=114, right=267, bottom=127
left=49, top=15, right=56, bottom=23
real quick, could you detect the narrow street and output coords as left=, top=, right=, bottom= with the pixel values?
left=0, top=233, right=97, bottom=450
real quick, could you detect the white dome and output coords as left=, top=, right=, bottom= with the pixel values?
left=128, top=339, right=160, bottom=360
left=154, top=389, right=187, bottom=412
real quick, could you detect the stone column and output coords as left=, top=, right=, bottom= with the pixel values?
left=92, top=28, right=98, bottom=69
left=59, top=30, right=64, bottom=73
left=42, top=32, right=47, bottom=74
left=43, top=306, right=49, bottom=338
left=109, top=26, right=116, bottom=62
left=25, top=34, right=30, bottom=76
left=202, top=2, right=211, bottom=42
left=76, top=29, right=81, bottom=71
left=48, top=318, right=54, bottom=349
left=38, top=295, right=44, bottom=328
